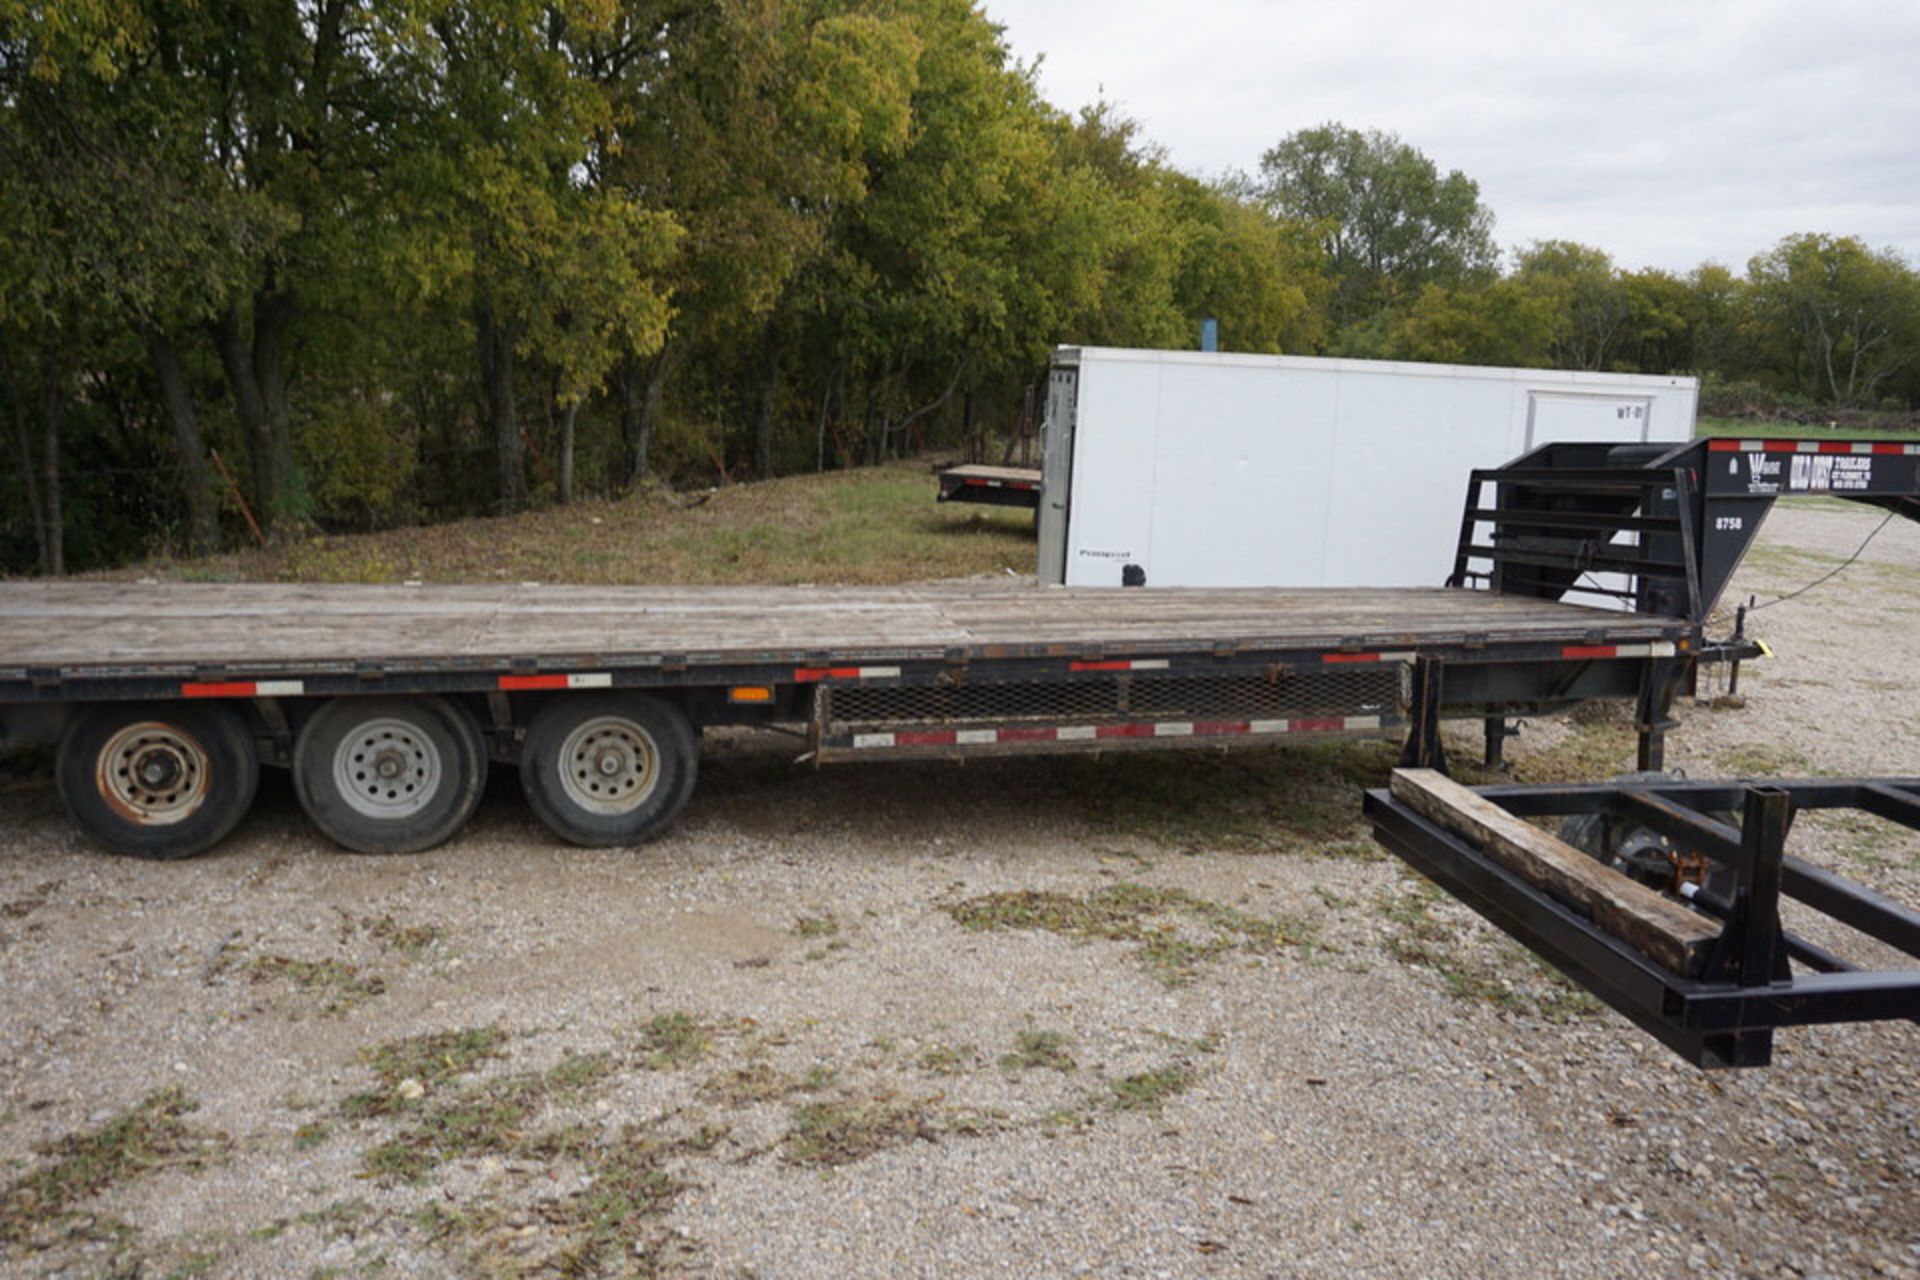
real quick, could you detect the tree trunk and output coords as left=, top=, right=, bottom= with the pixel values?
left=144, top=323, right=219, bottom=554
left=814, top=368, right=838, bottom=473
left=5, top=366, right=47, bottom=574
left=476, top=299, right=525, bottom=512
left=753, top=333, right=782, bottom=481
left=37, top=376, right=64, bottom=576
left=215, top=304, right=269, bottom=509
left=252, top=288, right=296, bottom=523
left=617, top=358, right=643, bottom=490
left=620, top=348, right=674, bottom=491
left=557, top=399, right=579, bottom=504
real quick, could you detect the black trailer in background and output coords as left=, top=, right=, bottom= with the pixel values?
left=935, top=463, right=1042, bottom=511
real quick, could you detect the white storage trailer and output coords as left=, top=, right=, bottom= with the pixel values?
left=1037, top=347, right=1698, bottom=590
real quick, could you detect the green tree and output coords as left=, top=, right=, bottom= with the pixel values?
left=1614, top=267, right=1693, bottom=374
left=1159, top=170, right=1327, bottom=354
left=1512, top=240, right=1629, bottom=371
left=1351, top=278, right=1557, bottom=368
left=1746, top=233, right=1920, bottom=407
left=374, top=1, right=681, bottom=512
left=1685, top=263, right=1748, bottom=381
left=1256, top=123, right=1495, bottom=329
left=1, top=0, right=295, bottom=561
left=593, top=0, right=917, bottom=484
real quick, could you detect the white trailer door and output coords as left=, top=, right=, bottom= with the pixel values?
left=1526, top=390, right=1656, bottom=447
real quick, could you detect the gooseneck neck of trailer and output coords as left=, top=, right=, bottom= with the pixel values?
left=1448, top=435, right=1920, bottom=632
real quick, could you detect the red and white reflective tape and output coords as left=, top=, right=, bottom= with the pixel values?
left=1068, top=658, right=1170, bottom=672
left=1707, top=439, right=1919, bottom=456
left=960, top=478, right=1039, bottom=491
left=793, top=665, right=902, bottom=682
left=497, top=672, right=614, bottom=691
left=848, top=715, right=1384, bottom=750
left=1321, top=651, right=1414, bottom=665
left=1560, top=641, right=1677, bottom=661
left=181, top=679, right=306, bottom=698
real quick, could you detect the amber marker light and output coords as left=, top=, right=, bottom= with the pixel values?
left=728, top=686, right=775, bottom=704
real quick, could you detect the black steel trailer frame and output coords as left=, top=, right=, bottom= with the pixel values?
left=1365, top=775, right=1920, bottom=1068
left=1, top=434, right=1912, bottom=860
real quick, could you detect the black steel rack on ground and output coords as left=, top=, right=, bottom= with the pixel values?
left=1366, top=772, right=1920, bottom=1069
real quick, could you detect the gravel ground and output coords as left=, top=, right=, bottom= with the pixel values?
left=0, top=503, right=1915, bottom=1279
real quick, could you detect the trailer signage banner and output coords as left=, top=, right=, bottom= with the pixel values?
left=1705, top=438, right=1918, bottom=498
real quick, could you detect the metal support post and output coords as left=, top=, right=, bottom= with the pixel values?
left=1399, top=655, right=1446, bottom=772
left=1733, top=787, right=1793, bottom=983
left=1482, top=715, right=1509, bottom=769
left=1634, top=657, right=1681, bottom=773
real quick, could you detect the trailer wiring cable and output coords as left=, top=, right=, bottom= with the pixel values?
left=1746, top=508, right=1898, bottom=612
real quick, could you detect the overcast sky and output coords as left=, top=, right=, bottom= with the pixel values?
left=984, top=0, right=1920, bottom=275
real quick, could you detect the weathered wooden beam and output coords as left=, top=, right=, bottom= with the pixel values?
left=1390, top=768, right=1719, bottom=977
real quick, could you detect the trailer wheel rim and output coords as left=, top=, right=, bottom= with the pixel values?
left=99, top=722, right=210, bottom=826
left=557, top=716, right=661, bottom=815
left=332, top=717, right=444, bottom=820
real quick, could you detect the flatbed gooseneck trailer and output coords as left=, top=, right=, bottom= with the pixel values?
left=0, top=436, right=1914, bottom=865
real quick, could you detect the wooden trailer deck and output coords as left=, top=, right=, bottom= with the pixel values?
left=0, top=581, right=1679, bottom=677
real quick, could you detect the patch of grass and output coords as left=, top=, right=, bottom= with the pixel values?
left=1036, top=1104, right=1092, bottom=1134
left=1380, top=881, right=1602, bottom=1023
left=355, top=913, right=446, bottom=960
left=1490, top=702, right=1639, bottom=786
left=949, top=881, right=1310, bottom=985
left=361, top=1052, right=615, bottom=1182
left=1052, top=740, right=1397, bottom=856
left=782, top=1091, right=935, bottom=1166
left=791, top=914, right=839, bottom=939
left=537, top=1126, right=692, bottom=1275
left=159, top=1249, right=220, bottom=1278
left=998, top=1029, right=1075, bottom=1074
left=1696, top=417, right=1920, bottom=442
left=116, top=461, right=1034, bottom=588
left=292, top=1121, right=330, bottom=1151
left=413, top=1119, right=721, bottom=1276
left=700, top=1061, right=801, bottom=1107
left=918, top=1042, right=981, bottom=1075
left=241, top=954, right=386, bottom=1015
left=339, top=1026, right=510, bottom=1120
left=1715, top=742, right=1813, bottom=777
left=1108, top=1064, right=1194, bottom=1113
left=636, top=1012, right=709, bottom=1071
left=0, top=1089, right=225, bottom=1243
left=299, top=1198, right=373, bottom=1238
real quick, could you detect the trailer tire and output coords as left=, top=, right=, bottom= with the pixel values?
left=58, top=702, right=259, bottom=860
left=293, top=696, right=487, bottom=855
left=519, top=694, right=697, bottom=847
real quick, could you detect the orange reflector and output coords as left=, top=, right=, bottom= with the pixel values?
left=728, top=686, right=774, bottom=704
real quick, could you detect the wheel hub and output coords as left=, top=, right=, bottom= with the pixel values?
left=332, top=717, right=444, bottom=820
left=558, top=717, right=661, bottom=816
left=136, top=749, right=182, bottom=789
left=99, top=723, right=211, bottom=826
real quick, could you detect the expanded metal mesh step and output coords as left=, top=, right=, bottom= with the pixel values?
left=820, top=668, right=1407, bottom=735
